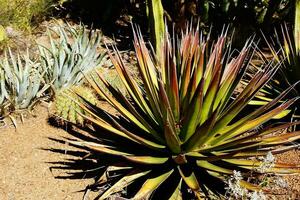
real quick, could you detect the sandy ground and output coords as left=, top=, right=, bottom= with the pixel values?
left=0, top=105, right=300, bottom=200
left=0, top=105, right=97, bottom=200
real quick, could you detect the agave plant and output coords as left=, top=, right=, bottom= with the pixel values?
left=246, top=23, right=300, bottom=123
left=267, top=24, right=300, bottom=93
left=68, top=27, right=300, bottom=199
left=0, top=49, right=48, bottom=113
left=254, top=0, right=300, bottom=98
left=38, top=22, right=106, bottom=92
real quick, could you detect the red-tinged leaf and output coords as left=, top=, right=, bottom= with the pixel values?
left=213, top=131, right=300, bottom=153
left=260, top=131, right=300, bottom=145
left=224, top=159, right=300, bottom=168
left=200, top=56, right=222, bottom=124
left=169, top=53, right=180, bottom=121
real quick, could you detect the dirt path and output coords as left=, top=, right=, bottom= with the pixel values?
left=0, top=105, right=96, bottom=200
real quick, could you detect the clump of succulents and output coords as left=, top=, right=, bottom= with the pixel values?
left=62, top=26, right=300, bottom=199
left=0, top=49, right=48, bottom=123
left=38, top=22, right=106, bottom=91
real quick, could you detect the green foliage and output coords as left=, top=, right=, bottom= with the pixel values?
left=295, top=0, right=300, bottom=52
left=69, top=27, right=300, bottom=199
left=0, top=0, right=58, bottom=31
left=0, top=49, right=48, bottom=116
left=148, top=0, right=165, bottom=56
left=0, top=25, right=7, bottom=42
left=38, top=22, right=106, bottom=93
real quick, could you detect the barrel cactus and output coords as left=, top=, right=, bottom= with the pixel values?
left=53, top=85, right=97, bottom=125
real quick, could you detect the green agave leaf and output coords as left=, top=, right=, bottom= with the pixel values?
left=133, top=170, right=174, bottom=199
left=184, top=107, right=219, bottom=151
left=272, top=109, right=291, bottom=119
left=99, top=170, right=151, bottom=200
left=107, top=47, right=155, bottom=115
left=180, top=79, right=204, bottom=142
left=158, top=80, right=181, bottom=153
left=124, top=156, right=169, bottom=165
left=76, top=106, right=166, bottom=150
left=202, top=120, right=300, bottom=153
left=69, top=141, right=132, bottom=156
left=196, top=160, right=232, bottom=174
left=224, top=158, right=300, bottom=168
left=85, top=74, right=164, bottom=143
left=169, top=179, right=182, bottom=200
left=178, top=166, right=202, bottom=199
left=214, top=131, right=300, bottom=153
left=211, top=97, right=298, bottom=145
left=70, top=105, right=167, bottom=148
left=239, top=180, right=262, bottom=191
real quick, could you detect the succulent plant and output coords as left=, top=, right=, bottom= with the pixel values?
left=53, top=85, right=97, bottom=125
left=66, top=27, right=300, bottom=199
left=0, top=49, right=48, bottom=114
left=247, top=23, right=300, bottom=124
left=38, top=22, right=106, bottom=92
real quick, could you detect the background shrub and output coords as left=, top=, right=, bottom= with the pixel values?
left=0, top=0, right=58, bottom=31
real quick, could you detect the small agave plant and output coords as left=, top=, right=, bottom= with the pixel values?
left=68, top=27, right=300, bottom=199
left=0, top=49, right=48, bottom=113
left=39, top=22, right=106, bottom=91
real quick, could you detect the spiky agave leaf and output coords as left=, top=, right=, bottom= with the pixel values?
left=69, top=27, right=300, bottom=199
left=38, top=22, right=107, bottom=92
